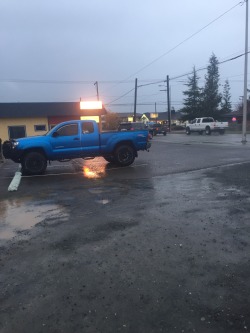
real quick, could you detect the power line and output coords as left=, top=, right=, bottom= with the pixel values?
left=102, top=2, right=244, bottom=104
left=107, top=88, right=135, bottom=105
left=115, top=1, right=243, bottom=82
left=170, top=51, right=250, bottom=81
left=0, top=79, right=136, bottom=84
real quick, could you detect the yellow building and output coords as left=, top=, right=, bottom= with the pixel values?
left=0, top=117, right=48, bottom=142
left=0, top=102, right=107, bottom=142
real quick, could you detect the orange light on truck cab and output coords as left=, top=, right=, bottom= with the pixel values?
left=80, top=101, right=102, bottom=110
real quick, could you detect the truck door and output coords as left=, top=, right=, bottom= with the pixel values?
left=80, top=121, right=100, bottom=156
left=49, top=123, right=81, bottom=158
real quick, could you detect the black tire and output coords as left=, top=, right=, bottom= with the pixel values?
left=114, top=145, right=135, bottom=167
left=163, top=132, right=167, bottom=136
left=205, top=127, right=211, bottom=135
left=103, top=155, right=115, bottom=163
left=186, top=127, right=191, bottom=135
left=22, top=151, right=47, bottom=175
left=219, top=129, right=225, bottom=135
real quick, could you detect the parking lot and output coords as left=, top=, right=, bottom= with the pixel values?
left=1, top=133, right=250, bottom=333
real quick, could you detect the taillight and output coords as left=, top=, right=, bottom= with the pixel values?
left=148, top=133, right=152, bottom=140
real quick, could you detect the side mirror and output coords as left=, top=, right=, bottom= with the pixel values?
left=52, top=131, right=59, bottom=138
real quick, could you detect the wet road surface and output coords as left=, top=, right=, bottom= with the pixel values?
left=0, top=134, right=250, bottom=332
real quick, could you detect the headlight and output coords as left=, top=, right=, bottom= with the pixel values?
left=13, top=141, right=19, bottom=147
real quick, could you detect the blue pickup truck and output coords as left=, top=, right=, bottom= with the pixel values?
left=3, top=120, right=151, bottom=175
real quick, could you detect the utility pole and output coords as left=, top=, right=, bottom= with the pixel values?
left=242, top=0, right=248, bottom=144
left=166, top=75, right=171, bottom=132
left=94, top=81, right=99, bottom=101
left=133, top=78, right=138, bottom=122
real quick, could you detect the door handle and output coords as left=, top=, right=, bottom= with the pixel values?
left=73, top=137, right=80, bottom=140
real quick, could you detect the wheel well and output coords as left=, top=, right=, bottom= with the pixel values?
left=113, top=141, right=136, bottom=153
left=21, top=148, right=47, bottom=160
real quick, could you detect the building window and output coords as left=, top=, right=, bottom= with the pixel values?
left=34, top=124, right=47, bottom=131
left=8, top=126, right=26, bottom=140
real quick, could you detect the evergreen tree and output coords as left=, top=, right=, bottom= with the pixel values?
left=220, top=79, right=232, bottom=114
left=201, top=53, right=221, bottom=118
left=181, top=66, right=202, bottom=121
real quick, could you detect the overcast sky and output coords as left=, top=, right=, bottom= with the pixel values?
left=0, top=0, right=248, bottom=114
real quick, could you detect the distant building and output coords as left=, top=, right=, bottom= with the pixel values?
left=0, top=102, right=107, bottom=141
left=143, top=111, right=183, bottom=125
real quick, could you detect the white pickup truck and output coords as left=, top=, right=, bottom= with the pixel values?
left=185, top=117, right=228, bottom=135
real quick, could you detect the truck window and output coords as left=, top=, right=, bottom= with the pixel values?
left=57, top=124, right=78, bottom=136
left=202, top=118, right=213, bottom=123
left=82, top=122, right=94, bottom=134
left=197, top=119, right=201, bottom=123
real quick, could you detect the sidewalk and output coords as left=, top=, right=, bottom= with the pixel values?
left=163, top=132, right=250, bottom=146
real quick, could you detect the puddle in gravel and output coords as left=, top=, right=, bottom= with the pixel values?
left=0, top=199, right=68, bottom=240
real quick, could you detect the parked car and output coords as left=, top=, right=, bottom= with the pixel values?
left=148, top=123, right=167, bottom=136
left=3, top=120, right=151, bottom=174
left=185, top=117, right=228, bottom=135
left=118, top=122, right=148, bottom=131
left=118, top=122, right=153, bottom=139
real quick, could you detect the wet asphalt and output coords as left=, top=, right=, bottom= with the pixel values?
left=0, top=133, right=250, bottom=333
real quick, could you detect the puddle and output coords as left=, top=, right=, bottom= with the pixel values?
left=88, top=188, right=106, bottom=195
left=95, top=199, right=111, bottom=205
left=0, top=199, right=69, bottom=240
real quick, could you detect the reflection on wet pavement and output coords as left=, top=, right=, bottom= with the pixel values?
left=71, top=158, right=107, bottom=179
left=95, top=199, right=110, bottom=205
left=83, top=164, right=106, bottom=179
left=0, top=199, right=69, bottom=240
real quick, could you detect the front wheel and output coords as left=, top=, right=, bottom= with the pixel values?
left=114, top=145, right=135, bottom=167
left=22, top=151, right=47, bottom=175
left=205, top=127, right=211, bottom=135
left=186, top=127, right=191, bottom=135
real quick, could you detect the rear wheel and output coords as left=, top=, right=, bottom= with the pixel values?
left=103, top=155, right=115, bottom=163
left=114, top=145, right=135, bottom=167
left=22, top=151, right=47, bottom=175
left=219, top=129, right=225, bottom=135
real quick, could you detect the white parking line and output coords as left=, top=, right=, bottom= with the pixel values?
left=8, top=165, right=22, bottom=191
